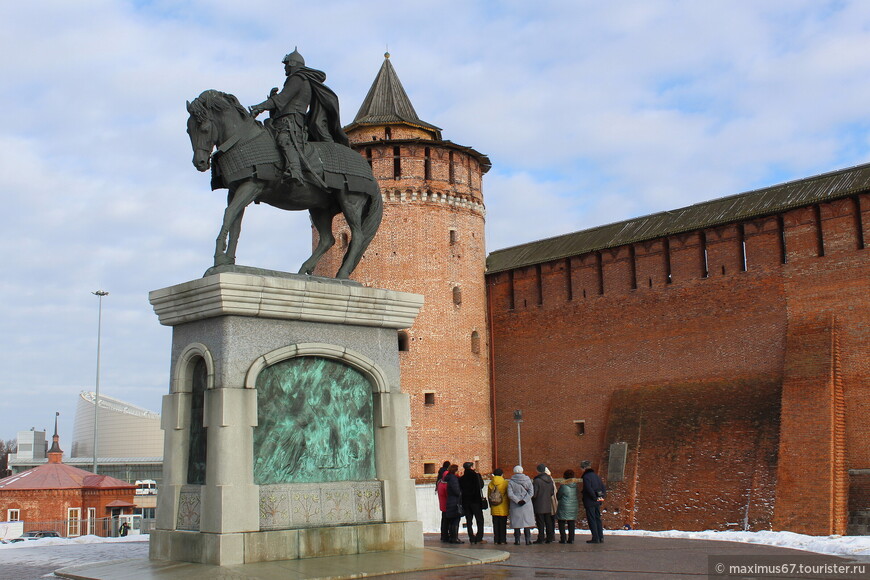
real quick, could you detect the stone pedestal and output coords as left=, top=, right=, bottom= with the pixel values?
left=148, top=268, right=423, bottom=565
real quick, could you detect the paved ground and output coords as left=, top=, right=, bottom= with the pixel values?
left=0, top=540, right=149, bottom=580
left=1, top=534, right=867, bottom=580
left=395, top=536, right=868, bottom=579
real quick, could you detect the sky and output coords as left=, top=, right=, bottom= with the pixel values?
left=3, top=0, right=870, bottom=448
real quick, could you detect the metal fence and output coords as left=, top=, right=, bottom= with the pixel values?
left=14, top=517, right=155, bottom=538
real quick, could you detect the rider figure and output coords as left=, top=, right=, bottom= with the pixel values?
left=249, top=48, right=348, bottom=184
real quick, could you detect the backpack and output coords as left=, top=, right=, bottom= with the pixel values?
left=488, top=484, right=504, bottom=506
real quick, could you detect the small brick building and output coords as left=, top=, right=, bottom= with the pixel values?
left=0, top=421, right=136, bottom=537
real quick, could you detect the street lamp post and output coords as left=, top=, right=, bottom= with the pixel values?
left=92, top=290, right=108, bottom=474
left=513, top=409, right=524, bottom=467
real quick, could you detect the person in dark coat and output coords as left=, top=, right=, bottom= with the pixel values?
left=443, top=464, right=464, bottom=544
left=580, top=460, right=606, bottom=543
left=555, top=469, right=580, bottom=544
left=437, top=460, right=450, bottom=482
left=459, top=461, right=486, bottom=544
left=532, top=463, right=556, bottom=543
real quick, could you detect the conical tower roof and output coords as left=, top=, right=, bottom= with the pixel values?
left=348, top=53, right=442, bottom=137
left=47, top=411, right=63, bottom=463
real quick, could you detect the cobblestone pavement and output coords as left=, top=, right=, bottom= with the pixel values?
left=0, top=540, right=148, bottom=580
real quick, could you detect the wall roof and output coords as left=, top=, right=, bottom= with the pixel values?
left=486, top=162, right=870, bottom=274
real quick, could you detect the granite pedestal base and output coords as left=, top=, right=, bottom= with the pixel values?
left=149, top=521, right=423, bottom=565
left=148, top=268, right=424, bottom=565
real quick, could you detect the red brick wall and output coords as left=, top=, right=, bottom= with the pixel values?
left=772, top=196, right=870, bottom=534
left=635, top=239, right=671, bottom=288
left=773, top=318, right=845, bottom=534
left=744, top=216, right=784, bottom=271
left=490, top=269, right=787, bottom=475
left=0, top=486, right=136, bottom=536
left=601, top=378, right=781, bottom=531
left=669, top=233, right=704, bottom=281
left=488, top=192, right=869, bottom=533
left=0, top=489, right=81, bottom=527
left=850, top=471, right=870, bottom=515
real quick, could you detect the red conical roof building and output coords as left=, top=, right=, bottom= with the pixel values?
left=0, top=414, right=136, bottom=536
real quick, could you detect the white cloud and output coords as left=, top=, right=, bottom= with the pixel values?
left=2, top=0, right=870, bottom=445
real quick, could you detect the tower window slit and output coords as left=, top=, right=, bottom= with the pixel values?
left=471, top=331, right=480, bottom=354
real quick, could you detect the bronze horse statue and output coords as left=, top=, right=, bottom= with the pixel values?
left=186, top=90, right=382, bottom=278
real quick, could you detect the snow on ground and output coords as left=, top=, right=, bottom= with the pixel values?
left=1, top=529, right=867, bottom=559
left=0, top=534, right=147, bottom=549
left=608, top=529, right=870, bottom=558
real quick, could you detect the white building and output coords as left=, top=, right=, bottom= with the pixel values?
left=70, top=391, right=163, bottom=459
left=8, top=429, right=47, bottom=463
left=9, top=393, right=164, bottom=493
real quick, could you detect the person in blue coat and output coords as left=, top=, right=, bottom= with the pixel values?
left=580, top=460, right=606, bottom=543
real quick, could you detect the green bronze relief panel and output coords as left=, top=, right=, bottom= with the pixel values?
left=254, top=356, right=375, bottom=484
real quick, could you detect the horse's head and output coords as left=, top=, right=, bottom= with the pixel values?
left=187, top=93, right=217, bottom=172
left=186, top=90, right=250, bottom=172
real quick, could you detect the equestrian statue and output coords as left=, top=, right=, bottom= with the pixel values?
left=186, top=48, right=382, bottom=279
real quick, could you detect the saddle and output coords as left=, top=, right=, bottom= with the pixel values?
left=211, top=122, right=374, bottom=192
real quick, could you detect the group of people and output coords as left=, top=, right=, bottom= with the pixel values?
left=436, top=459, right=606, bottom=546
left=436, top=461, right=488, bottom=544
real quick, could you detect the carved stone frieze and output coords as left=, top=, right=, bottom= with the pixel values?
left=259, top=481, right=384, bottom=530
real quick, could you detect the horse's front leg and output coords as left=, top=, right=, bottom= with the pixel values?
left=214, top=181, right=263, bottom=267
left=214, top=192, right=232, bottom=259
left=224, top=209, right=244, bottom=264
left=215, top=211, right=244, bottom=267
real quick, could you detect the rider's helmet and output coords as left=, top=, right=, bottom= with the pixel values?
left=282, top=48, right=305, bottom=67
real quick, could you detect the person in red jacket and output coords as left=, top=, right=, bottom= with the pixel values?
left=436, top=462, right=450, bottom=542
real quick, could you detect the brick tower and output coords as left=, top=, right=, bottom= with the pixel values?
left=314, top=53, right=493, bottom=480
